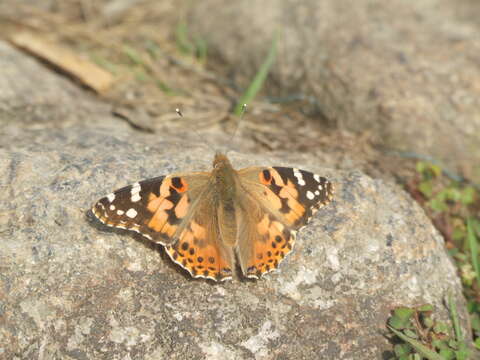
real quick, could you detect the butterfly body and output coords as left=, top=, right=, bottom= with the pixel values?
left=92, top=152, right=334, bottom=281
left=211, top=152, right=241, bottom=247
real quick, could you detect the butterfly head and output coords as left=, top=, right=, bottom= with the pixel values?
left=213, top=152, right=233, bottom=170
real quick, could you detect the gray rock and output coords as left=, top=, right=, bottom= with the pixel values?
left=0, top=41, right=470, bottom=359
left=188, top=0, right=480, bottom=177
left=0, top=41, right=111, bottom=131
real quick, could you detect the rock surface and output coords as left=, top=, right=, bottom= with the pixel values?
left=0, top=41, right=470, bottom=359
left=188, top=0, right=480, bottom=178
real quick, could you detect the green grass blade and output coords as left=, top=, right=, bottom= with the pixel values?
left=195, top=37, right=208, bottom=63
left=175, top=21, right=195, bottom=55
left=388, top=327, right=444, bottom=360
left=448, top=292, right=463, bottom=341
left=233, top=32, right=278, bottom=115
left=123, top=45, right=144, bottom=66
left=467, top=217, right=480, bottom=289
left=90, top=55, right=118, bottom=74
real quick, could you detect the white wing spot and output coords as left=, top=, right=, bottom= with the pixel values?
left=315, top=190, right=320, bottom=196
left=130, top=183, right=142, bottom=202
left=109, top=204, right=115, bottom=211
left=314, top=174, right=321, bottom=182
left=107, top=193, right=115, bottom=202
left=318, top=184, right=323, bottom=190
left=117, top=210, right=124, bottom=216
left=293, top=169, right=306, bottom=186
left=306, top=191, right=315, bottom=200
left=131, top=182, right=141, bottom=192
left=131, top=182, right=140, bottom=190
left=126, top=208, right=138, bottom=218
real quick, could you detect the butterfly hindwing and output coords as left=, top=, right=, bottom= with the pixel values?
left=236, top=192, right=296, bottom=279
left=164, top=198, right=235, bottom=281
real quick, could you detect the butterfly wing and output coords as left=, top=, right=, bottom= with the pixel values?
left=164, top=197, right=235, bottom=281
left=92, top=172, right=234, bottom=281
left=235, top=192, right=296, bottom=278
left=236, top=166, right=334, bottom=278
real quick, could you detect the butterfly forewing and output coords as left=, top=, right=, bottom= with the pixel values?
left=92, top=176, right=169, bottom=242
left=238, top=166, right=334, bottom=228
left=270, top=167, right=334, bottom=227
left=92, top=173, right=207, bottom=242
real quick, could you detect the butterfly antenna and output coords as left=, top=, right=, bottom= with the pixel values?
left=226, top=103, right=247, bottom=154
left=175, top=108, right=216, bottom=154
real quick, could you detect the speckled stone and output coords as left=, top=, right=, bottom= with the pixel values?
left=0, top=39, right=471, bottom=359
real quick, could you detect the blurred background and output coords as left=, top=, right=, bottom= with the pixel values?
left=2, top=1, right=480, bottom=177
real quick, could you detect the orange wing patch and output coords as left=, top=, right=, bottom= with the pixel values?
left=144, top=176, right=190, bottom=243
left=165, top=220, right=234, bottom=281
left=268, top=169, right=306, bottom=226
left=244, top=214, right=295, bottom=279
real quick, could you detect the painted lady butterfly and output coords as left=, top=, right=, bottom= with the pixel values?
left=92, top=152, right=334, bottom=281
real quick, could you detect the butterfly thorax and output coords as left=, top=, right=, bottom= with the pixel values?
left=212, top=152, right=239, bottom=246
left=212, top=152, right=238, bottom=200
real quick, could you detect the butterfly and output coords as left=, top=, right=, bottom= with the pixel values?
left=91, top=152, right=334, bottom=281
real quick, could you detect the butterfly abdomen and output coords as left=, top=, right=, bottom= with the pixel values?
left=212, top=153, right=242, bottom=247
left=217, top=200, right=237, bottom=246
